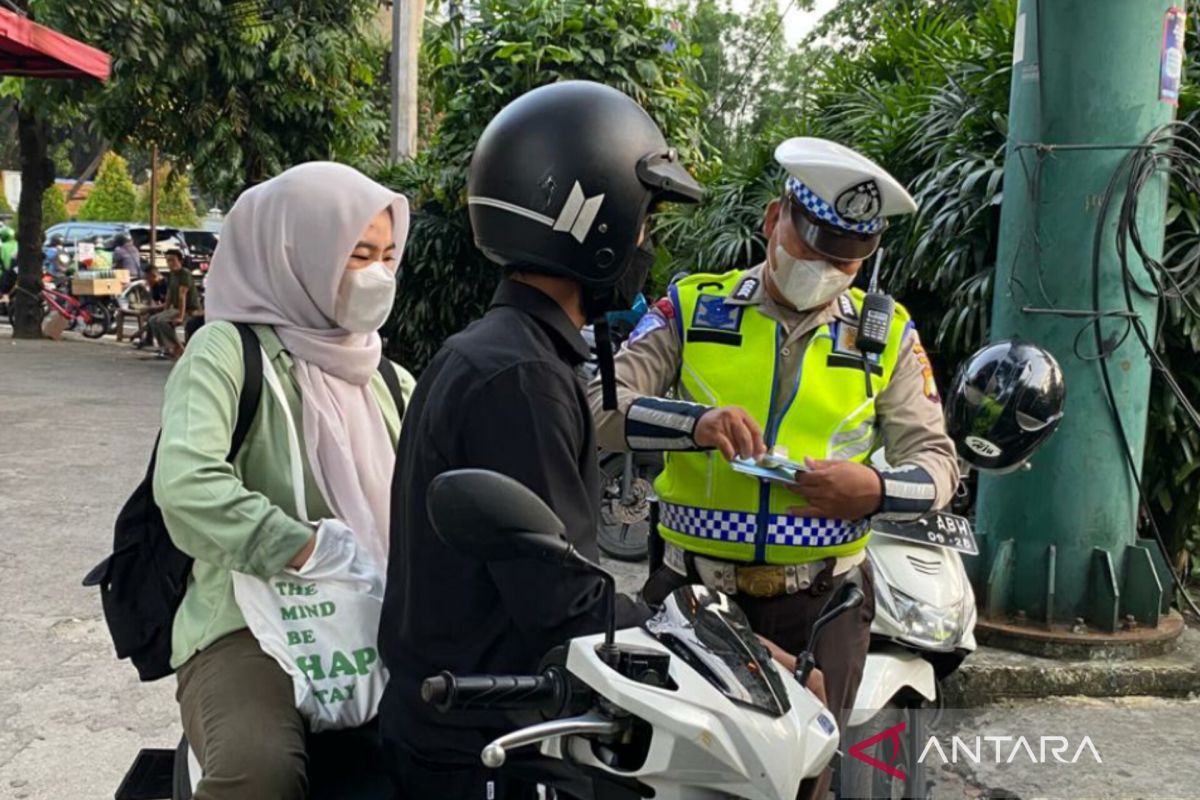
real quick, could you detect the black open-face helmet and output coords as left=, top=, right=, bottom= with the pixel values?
left=946, top=339, right=1066, bottom=473
left=467, top=80, right=702, bottom=313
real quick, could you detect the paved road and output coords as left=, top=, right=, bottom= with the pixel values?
left=0, top=332, right=178, bottom=800
left=2, top=331, right=1196, bottom=800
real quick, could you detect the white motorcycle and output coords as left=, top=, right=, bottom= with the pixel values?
left=842, top=508, right=978, bottom=799
left=117, top=468, right=860, bottom=800
left=422, top=468, right=864, bottom=800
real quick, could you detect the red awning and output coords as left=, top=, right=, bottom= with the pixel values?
left=0, top=7, right=109, bottom=80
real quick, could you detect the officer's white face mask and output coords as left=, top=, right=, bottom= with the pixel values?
left=770, top=243, right=854, bottom=311
left=334, top=261, right=396, bottom=332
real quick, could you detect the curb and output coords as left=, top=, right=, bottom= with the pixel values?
left=944, top=625, right=1200, bottom=704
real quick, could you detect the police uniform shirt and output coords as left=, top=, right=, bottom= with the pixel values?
left=588, top=262, right=960, bottom=511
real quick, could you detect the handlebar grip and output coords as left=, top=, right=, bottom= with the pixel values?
left=420, top=670, right=565, bottom=714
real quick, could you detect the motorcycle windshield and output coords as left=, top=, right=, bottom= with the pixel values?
left=643, top=585, right=791, bottom=717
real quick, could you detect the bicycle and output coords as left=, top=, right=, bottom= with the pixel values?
left=5, top=276, right=112, bottom=339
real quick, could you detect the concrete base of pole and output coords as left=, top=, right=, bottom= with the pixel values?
left=945, top=616, right=1197, bottom=705
left=975, top=609, right=1184, bottom=660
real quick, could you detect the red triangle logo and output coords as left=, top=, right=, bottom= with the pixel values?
left=847, top=721, right=908, bottom=780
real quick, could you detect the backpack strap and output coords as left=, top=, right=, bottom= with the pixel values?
left=230, top=323, right=264, bottom=459
left=377, top=354, right=407, bottom=419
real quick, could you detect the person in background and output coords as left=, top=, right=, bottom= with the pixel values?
left=43, top=234, right=67, bottom=278
left=112, top=232, right=143, bottom=280
left=0, top=225, right=16, bottom=298
left=0, top=225, right=16, bottom=271
left=149, top=248, right=199, bottom=359
left=116, top=265, right=167, bottom=346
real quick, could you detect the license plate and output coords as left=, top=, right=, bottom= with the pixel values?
left=871, top=512, right=977, bottom=555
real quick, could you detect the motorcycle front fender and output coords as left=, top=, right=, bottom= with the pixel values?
left=848, top=650, right=936, bottom=728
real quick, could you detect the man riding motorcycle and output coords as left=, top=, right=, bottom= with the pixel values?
left=378, top=80, right=702, bottom=799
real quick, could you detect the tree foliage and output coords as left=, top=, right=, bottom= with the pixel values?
left=136, top=163, right=201, bottom=227
left=378, top=0, right=708, bottom=371
left=41, top=185, right=68, bottom=228
left=667, top=0, right=815, bottom=151
left=35, top=0, right=389, bottom=202
left=78, top=152, right=137, bottom=221
left=656, top=0, right=1200, bottom=574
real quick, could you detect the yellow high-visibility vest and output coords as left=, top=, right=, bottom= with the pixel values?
left=655, top=269, right=911, bottom=564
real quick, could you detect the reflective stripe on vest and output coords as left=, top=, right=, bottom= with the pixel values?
left=654, top=268, right=911, bottom=565
left=660, top=501, right=869, bottom=548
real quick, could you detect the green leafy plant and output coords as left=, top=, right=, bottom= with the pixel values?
left=378, top=0, right=708, bottom=372
left=78, top=152, right=137, bottom=222
left=41, top=185, right=68, bottom=228
left=136, top=163, right=201, bottom=227
left=39, top=0, right=389, bottom=201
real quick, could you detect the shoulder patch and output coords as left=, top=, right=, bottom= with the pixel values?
left=732, top=276, right=759, bottom=301
left=910, top=331, right=940, bottom=403
left=627, top=312, right=667, bottom=346
left=653, top=296, right=676, bottom=320
left=837, top=294, right=858, bottom=320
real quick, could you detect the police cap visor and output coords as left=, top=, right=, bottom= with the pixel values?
left=787, top=196, right=882, bottom=262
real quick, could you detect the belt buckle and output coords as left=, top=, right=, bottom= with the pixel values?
left=738, top=566, right=785, bottom=597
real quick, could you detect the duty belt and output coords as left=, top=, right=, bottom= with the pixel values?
left=663, top=542, right=867, bottom=598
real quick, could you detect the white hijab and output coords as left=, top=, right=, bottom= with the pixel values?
left=205, top=162, right=410, bottom=564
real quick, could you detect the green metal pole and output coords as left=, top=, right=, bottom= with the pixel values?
left=976, top=0, right=1180, bottom=641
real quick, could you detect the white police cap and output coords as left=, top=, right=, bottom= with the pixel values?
left=774, top=137, right=917, bottom=260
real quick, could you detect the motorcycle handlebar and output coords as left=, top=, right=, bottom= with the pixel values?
left=420, top=669, right=568, bottom=714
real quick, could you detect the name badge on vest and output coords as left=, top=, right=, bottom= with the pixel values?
left=688, top=294, right=744, bottom=346
left=828, top=320, right=882, bottom=374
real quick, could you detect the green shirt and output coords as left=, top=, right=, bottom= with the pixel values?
left=166, top=268, right=200, bottom=312
left=153, top=321, right=415, bottom=668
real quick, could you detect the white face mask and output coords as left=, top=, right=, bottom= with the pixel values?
left=771, top=244, right=854, bottom=311
left=334, top=261, right=396, bottom=333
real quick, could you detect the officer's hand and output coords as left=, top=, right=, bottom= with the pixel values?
left=786, top=457, right=882, bottom=520
left=694, top=406, right=767, bottom=462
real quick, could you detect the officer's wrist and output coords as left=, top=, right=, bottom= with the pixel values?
left=868, top=466, right=886, bottom=516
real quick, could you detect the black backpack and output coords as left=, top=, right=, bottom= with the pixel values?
left=84, top=323, right=408, bottom=681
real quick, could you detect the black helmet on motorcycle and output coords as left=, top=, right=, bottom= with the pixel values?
left=467, top=80, right=702, bottom=315
left=946, top=339, right=1066, bottom=473
left=48, top=234, right=65, bottom=247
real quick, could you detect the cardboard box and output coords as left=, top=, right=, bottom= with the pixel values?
left=72, top=277, right=122, bottom=296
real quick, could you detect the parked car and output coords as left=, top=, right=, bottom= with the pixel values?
left=176, top=229, right=219, bottom=273
left=43, top=222, right=188, bottom=272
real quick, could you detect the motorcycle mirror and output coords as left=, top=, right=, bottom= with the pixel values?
left=793, top=580, right=865, bottom=688
left=427, top=469, right=574, bottom=564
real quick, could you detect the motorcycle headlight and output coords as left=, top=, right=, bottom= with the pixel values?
left=877, top=581, right=967, bottom=651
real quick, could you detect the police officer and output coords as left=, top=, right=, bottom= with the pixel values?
left=379, top=81, right=702, bottom=799
left=589, top=137, right=959, bottom=799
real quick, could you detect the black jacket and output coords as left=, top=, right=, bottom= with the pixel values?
left=379, top=279, right=646, bottom=764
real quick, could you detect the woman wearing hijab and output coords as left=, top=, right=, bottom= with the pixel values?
left=153, top=162, right=415, bottom=800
